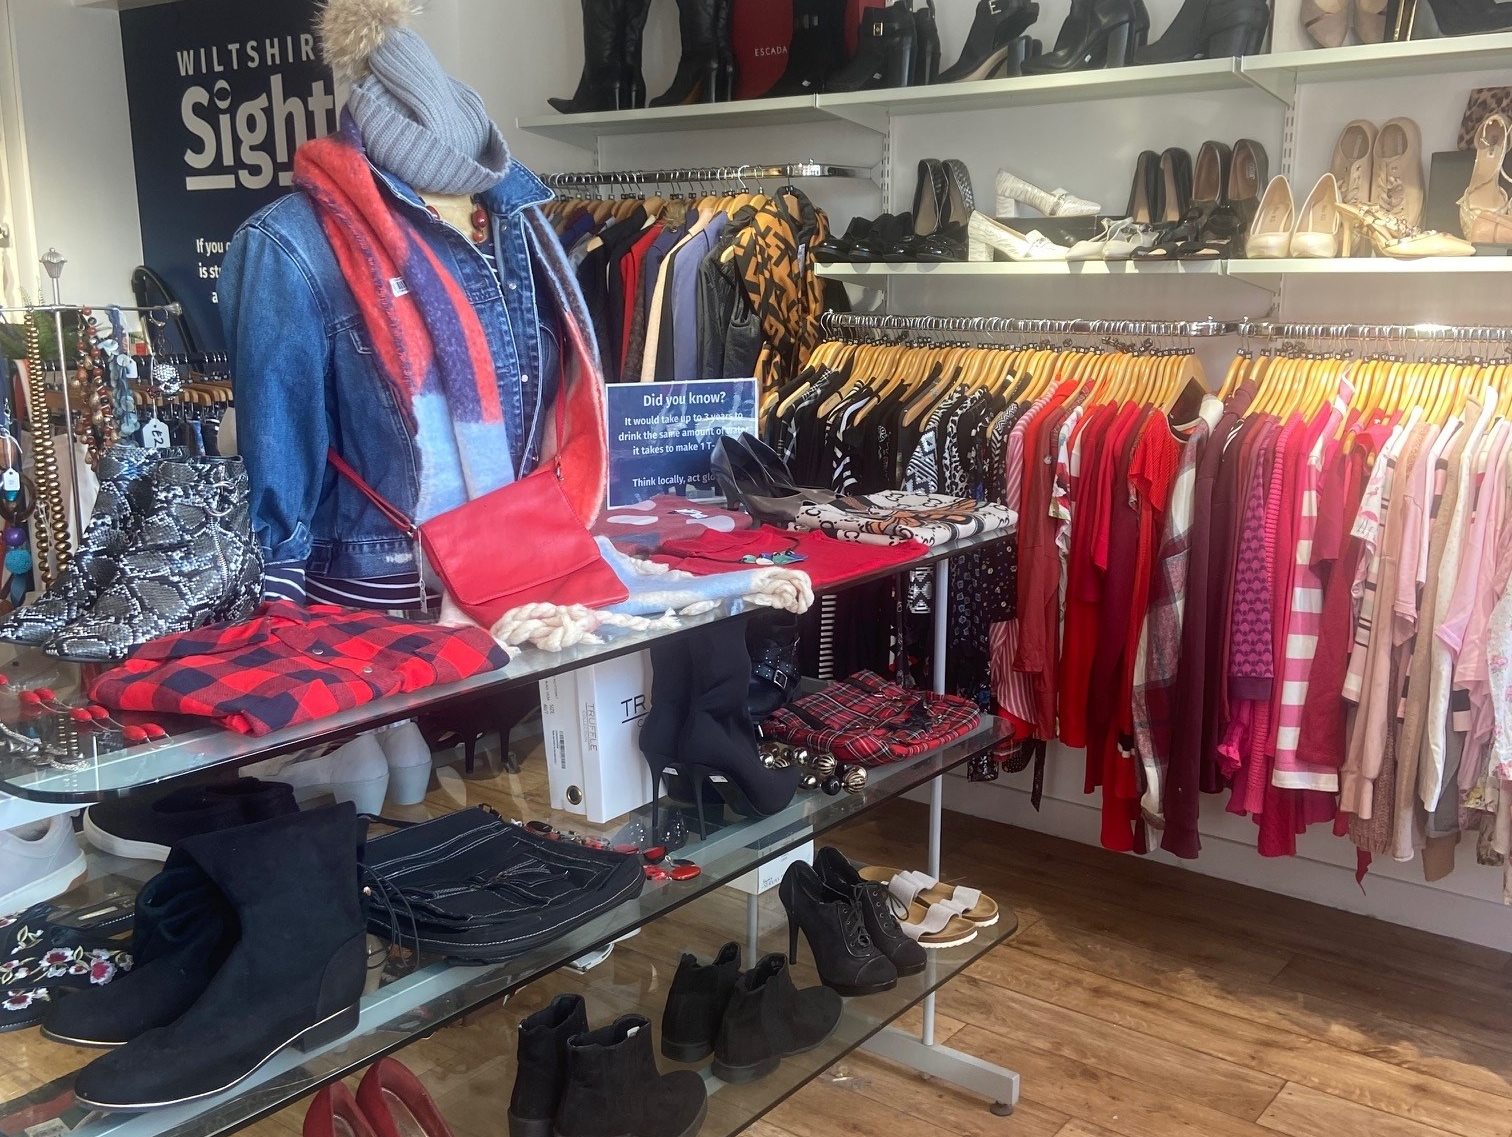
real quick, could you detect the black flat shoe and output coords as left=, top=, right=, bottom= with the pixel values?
left=813, top=215, right=873, bottom=262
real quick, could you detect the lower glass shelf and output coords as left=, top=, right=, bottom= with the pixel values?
left=0, top=713, right=1012, bottom=1137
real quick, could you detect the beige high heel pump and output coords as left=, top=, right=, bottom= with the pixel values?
left=1459, top=113, right=1512, bottom=245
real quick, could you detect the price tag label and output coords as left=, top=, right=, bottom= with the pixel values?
left=144, top=418, right=172, bottom=451
left=2, top=469, right=19, bottom=494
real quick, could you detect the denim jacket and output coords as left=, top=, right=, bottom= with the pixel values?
left=221, top=154, right=596, bottom=582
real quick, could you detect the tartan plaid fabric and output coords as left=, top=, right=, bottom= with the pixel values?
left=90, top=602, right=509, bottom=736
left=761, top=671, right=981, bottom=767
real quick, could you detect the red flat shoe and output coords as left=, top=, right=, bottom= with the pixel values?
left=304, top=1084, right=378, bottom=1137
left=356, top=1058, right=456, bottom=1137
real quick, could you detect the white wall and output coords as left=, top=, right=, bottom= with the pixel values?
left=0, top=0, right=144, bottom=305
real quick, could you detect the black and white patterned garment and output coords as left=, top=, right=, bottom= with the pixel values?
left=901, top=392, right=968, bottom=613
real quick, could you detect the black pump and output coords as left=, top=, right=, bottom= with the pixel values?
left=761, top=0, right=849, bottom=97
left=652, top=0, right=728, bottom=106
left=938, top=0, right=1042, bottom=82
left=825, top=1, right=918, bottom=93
left=1023, top=0, right=1137, bottom=71
left=1132, top=0, right=1270, bottom=62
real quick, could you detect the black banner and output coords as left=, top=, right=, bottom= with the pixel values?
left=120, top=0, right=335, bottom=350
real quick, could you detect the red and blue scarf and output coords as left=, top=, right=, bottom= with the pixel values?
left=293, top=117, right=514, bottom=523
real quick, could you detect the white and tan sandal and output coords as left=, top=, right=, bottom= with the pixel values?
left=887, top=882, right=980, bottom=950
left=862, top=866, right=1001, bottom=928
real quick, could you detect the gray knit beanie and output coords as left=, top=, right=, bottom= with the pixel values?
left=322, top=0, right=510, bottom=195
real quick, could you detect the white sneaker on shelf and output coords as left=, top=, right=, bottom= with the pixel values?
left=996, top=169, right=1101, bottom=218
left=967, top=212, right=1070, bottom=262
left=0, top=815, right=87, bottom=917
left=265, top=733, right=391, bottom=816
left=377, top=721, right=434, bottom=807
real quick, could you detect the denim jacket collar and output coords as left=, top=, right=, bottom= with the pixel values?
left=374, top=159, right=553, bottom=218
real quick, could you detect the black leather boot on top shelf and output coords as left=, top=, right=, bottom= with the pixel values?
left=1023, top=0, right=1138, bottom=72
left=712, top=954, right=843, bottom=1084
left=762, top=0, right=850, bottom=96
left=938, top=0, right=1042, bottom=82
left=551, top=0, right=630, bottom=113
left=661, top=941, right=741, bottom=1062
left=913, top=0, right=942, bottom=84
left=621, top=0, right=653, bottom=108
left=1132, top=0, right=1270, bottom=61
left=652, top=0, right=726, bottom=106
left=826, top=1, right=918, bottom=93
left=508, top=994, right=589, bottom=1137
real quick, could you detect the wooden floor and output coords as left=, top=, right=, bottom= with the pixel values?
left=247, top=796, right=1512, bottom=1137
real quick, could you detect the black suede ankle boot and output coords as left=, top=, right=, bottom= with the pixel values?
left=71, top=804, right=367, bottom=1111
left=509, top=994, right=589, bottom=1137
left=762, top=0, right=849, bottom=97
left=42, top=865, right=236, bottom=1048
left=712, top=954, right=842, bottom=1083
left=661, top=942, right=741, bottom=1062
left=813, top=846, right=927, bottom=977
left=556, top=1016, right=707, bottom=1137
left=779, top=860, right=898, bottom=996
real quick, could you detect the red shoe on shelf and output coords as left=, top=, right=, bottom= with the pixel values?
left=357, top=1058, right=458, bottom=1137
left=304, top=1084, right=378, bottom=1137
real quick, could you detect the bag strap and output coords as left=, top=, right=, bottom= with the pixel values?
left=327, top=449, right=419, bottom=538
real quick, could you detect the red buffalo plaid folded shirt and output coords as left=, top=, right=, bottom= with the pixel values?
left=761, top=671, right=981, bottom=767
left=90, top=603, right=510, bottom=737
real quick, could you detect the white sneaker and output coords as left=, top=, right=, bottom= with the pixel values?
left=377, top=721, right=434, bottom=807
left=263, top=734, right=391, bottom=816
left=996, top=169, right=1102, bottom=218
left=0, top=815, right=86, bottom=917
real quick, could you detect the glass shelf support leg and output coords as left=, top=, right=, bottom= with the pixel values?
left=858, top=559, right=1022, bottom=1117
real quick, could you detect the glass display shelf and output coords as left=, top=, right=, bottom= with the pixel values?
left=0, top=710, right=1012, bottom=1137
left=0, top=530, right=1009, bottom=804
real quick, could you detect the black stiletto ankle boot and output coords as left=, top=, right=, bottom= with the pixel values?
left=652, top=0, right=722, bottom=106
left=1132, top=0, right=1270, bottom=61
left=779, top=861, right=898, bottom=997
left=762, top=0, right=849, bottom=96
left=1022, top=0, right=1136, bottom=71
left=939, top=0, right=1041, bottom=82
left=621, top=0, right=653, bottom=108
left=551, top=0, right=631, bottom=114
left=913, top=1, right=942, bottom=84
left=826, top=2, right=918, bottom=93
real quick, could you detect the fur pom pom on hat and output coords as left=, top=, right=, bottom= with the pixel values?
left=320, top=0, right=419, bottom=83
left=319, top=0, right=510, bottom=196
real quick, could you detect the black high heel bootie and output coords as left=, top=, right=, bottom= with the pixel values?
left=762, top=0, right=849, bottom=96
left=779, top=860, right=898, bottom=996
left=1132, top=0, right=1270, bottom=61
left=813, top=846, right=927, bottom=978
left=826, top=1, right=918, bottom=93
left=551, top=0, right=632, bottom=113
left=938, top=0, right=1042, bottom=82
left=913, top=0, right=942, bottom=84
left=508, top=995, right=589, bottom=1137
left=715, top=0, right=738, bottom=100
left=1022, top=0, right=1136, bottom=71
left=652, top=0, right=723, bottom=106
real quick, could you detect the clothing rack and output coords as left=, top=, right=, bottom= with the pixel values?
left=820, top=311, right=1238, bottom=341
left=1237, top=319, right=1512, bottom=344
left=0, top=302, right=183, bottom=317
left=545, top=162, right=878, bottom=188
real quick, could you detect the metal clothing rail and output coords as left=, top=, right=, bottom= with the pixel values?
left=0, top=302, right=182, bottom=316
left=545, top=162, right=877, bottom=187
left=821, top=311, right=1239, bottom=340
left=1237, top=319, right=1512, bottom=343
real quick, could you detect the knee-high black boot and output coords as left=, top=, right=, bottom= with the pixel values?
left=551, top=0, right=630, bottom=114
left=621, top=0, right=653, bottom=109
left=651, top=0, right=722, bottom=106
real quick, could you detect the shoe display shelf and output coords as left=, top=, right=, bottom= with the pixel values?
left=0, top=531, right=1021, bottom=1137
left=519, top=32, right=1512, bottom=149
